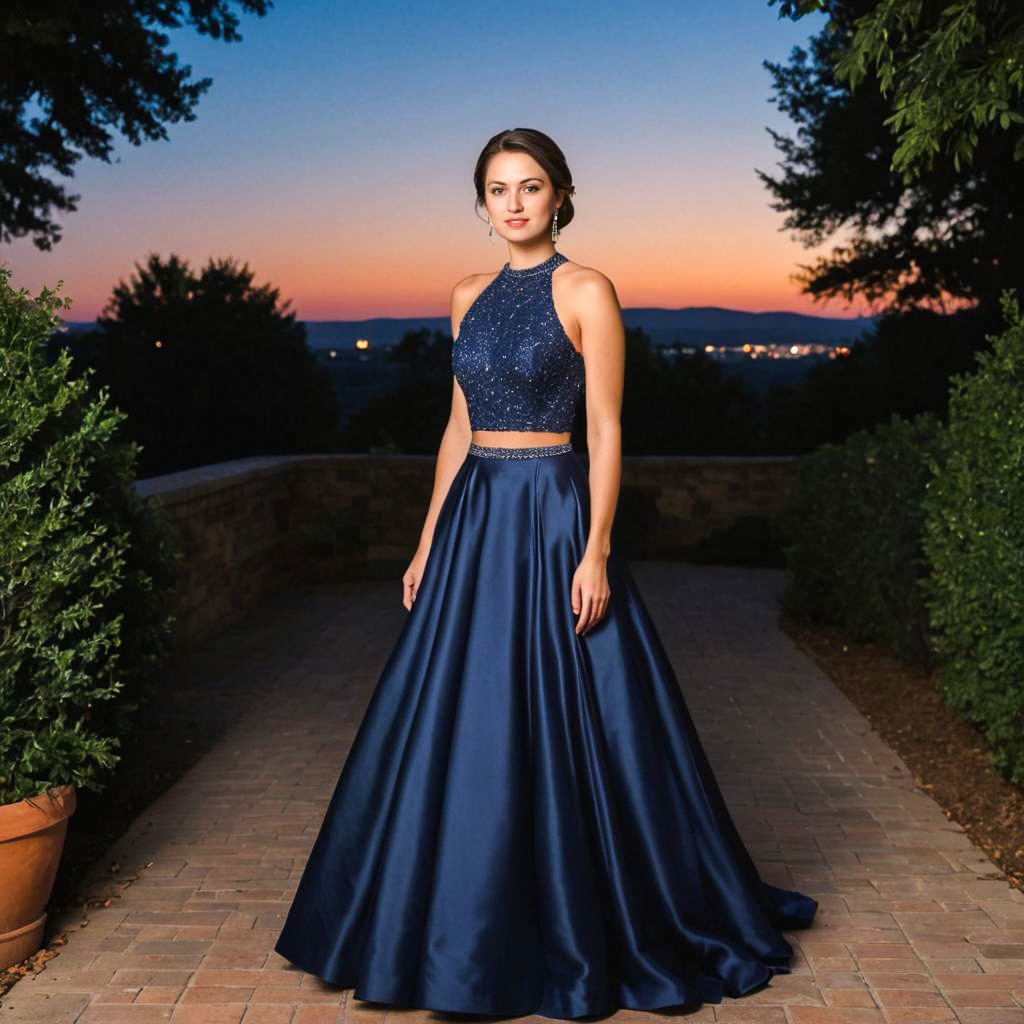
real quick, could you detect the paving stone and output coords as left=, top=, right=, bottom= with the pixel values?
left=1, top=565, right=1018, bottom=1024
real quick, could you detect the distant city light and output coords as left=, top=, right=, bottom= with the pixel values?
left=155, top=339, right=163, bottom=348
left=356, top=338, right=369, bottom=350
left=677, top=341, right=853, bottom=361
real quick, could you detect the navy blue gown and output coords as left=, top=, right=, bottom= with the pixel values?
left=274, top=250, right=817, bottom=1018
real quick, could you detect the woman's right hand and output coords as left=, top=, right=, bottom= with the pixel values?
left=402, top=545, right=430, bottom=610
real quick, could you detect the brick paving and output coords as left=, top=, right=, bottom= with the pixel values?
left=2, top=562, right=1021, bottom=1024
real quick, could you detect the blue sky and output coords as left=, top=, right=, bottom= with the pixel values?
left=4, top=0, right=845, bottom=320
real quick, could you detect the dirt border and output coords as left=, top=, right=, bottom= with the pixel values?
left=780, top=613, right=1024, bottom=891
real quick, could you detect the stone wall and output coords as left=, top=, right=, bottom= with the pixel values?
left=136, top=452, right=798, bottom=644
left=613, top=455, right=797, bottom=557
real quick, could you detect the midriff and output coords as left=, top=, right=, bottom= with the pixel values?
left=471, top=429, right=571, bottom=447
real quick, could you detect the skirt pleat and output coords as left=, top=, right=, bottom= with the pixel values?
left=274, top=445, right=817, bottom=1019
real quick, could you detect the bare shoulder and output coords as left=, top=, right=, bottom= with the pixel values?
left=450, top=269, right=500, bottom=341
left=553, top=259, right=620, bottom=308
left=451, top=269, right=499, bottom=306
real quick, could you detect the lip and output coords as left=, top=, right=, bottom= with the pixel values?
left=505, top=218, right=529, bottom=226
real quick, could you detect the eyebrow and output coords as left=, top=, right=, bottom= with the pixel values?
left=487, top=177, right=544, bottom=185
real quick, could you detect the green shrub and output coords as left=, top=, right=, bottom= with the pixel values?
left=774, top=411, right=942, bottom=664
left=919, top=288, right=1024, bottom=784
left=0, top=267, right=180, bottom=806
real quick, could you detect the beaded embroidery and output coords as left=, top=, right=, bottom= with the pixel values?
left=468, top=441, right=574, bottom=459
left=453, top=251, right=584, bottom=433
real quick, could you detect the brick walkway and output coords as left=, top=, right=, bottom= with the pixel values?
left=2, top=563, right=1021, bottom=1024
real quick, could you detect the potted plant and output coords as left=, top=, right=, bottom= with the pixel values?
left=0, top=267, right=179, bottom=969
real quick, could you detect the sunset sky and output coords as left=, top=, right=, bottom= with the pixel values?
left=4, top=0, right=870, bottom=323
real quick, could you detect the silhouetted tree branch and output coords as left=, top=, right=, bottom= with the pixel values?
left=0, top=0, right=271, bottom=249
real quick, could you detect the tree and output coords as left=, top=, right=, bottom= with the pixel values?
left=0, top=0, right=271, bottom=250
left=757, top=0, right=1024, bottom=315
left=339, top=326, right=761, bottom=456
left=618, top=329, right=762, bottom=456
left=761, top=302, right=1004, bottom=448
left=340, top=329, right=456, bottom=454
left=68, top=253, right=342, bottom=477
left=771, top=0, right=1024, bottom=183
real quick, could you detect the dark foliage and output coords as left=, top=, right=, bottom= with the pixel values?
left=339, top=325, right=763, bottom=456
left=66, top=253, right=342, bottom=477
left=774, top=409, right=942, bottom=665
left=0, top=0, right=271, bottom=249
left=1, top=265, right=179, bottom=805
left=920, top=290, right=1024, bottom=785
left=619, top=329, right=763, bottom=455
left=762, top=302, right=1004, bottom=451
left=340, top=329, right=455, bottom=454
left=758, top=0, right=1024, bottom=317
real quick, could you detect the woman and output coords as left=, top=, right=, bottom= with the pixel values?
left=274, top=127, right=817, bottom=1019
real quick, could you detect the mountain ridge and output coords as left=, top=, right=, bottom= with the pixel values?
left=61, top=305, right=878, bottom=349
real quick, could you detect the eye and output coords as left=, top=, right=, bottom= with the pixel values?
left=524, top=185, right=540, bottom=193
left=490, top=187, right=504, bottom=196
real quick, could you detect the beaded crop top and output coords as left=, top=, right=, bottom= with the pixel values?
left=453, top=250, right=585, bottom=432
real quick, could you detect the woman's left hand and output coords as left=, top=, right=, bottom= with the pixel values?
left=571, top=552, right=611, bottom=636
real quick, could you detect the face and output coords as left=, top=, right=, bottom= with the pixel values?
left=483, top=150, right=565, bottom=244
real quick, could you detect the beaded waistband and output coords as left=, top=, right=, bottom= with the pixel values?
left=468, top=441, right=573, bottom=459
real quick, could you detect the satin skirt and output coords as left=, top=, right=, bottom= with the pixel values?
left=274, top=441, right=817, bottom=1019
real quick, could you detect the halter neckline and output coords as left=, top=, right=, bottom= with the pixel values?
left=501, top=251, right=565, bottom=276
left=453, top=247, right=583, bottom=433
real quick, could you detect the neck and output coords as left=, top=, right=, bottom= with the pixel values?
left=505, top=247, right=558, bottom=271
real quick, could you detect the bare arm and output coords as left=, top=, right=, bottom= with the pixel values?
left=416, top=375, right=472, bottom=553
left=580, top=273, right=625, bottom=558
left=401, top=277, right=476, bottom=608
left=570, top=270, right=625, bottom=633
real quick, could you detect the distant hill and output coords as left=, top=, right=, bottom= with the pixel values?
left=59, top=305, right=877, bottom=350
left=622, top=306, right=875, bottom=346
left=302, top=306, right=877, bottom=350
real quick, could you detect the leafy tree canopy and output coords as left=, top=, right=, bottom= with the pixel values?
left=758, top=0, right=1023, bottom=314
left=1, top=0, right=270, bottom=250
left=771, top=0, right=1024, bottom=182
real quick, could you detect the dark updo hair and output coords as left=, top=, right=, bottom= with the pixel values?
left=473, top=128, right=576, bottom=232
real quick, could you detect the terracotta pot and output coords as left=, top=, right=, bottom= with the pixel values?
left=0, top=784, right=76, bottom=970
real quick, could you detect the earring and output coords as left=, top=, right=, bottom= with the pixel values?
left=488, top=217, right=495, bottom=243
left=551, top=207, right=560, bottom=241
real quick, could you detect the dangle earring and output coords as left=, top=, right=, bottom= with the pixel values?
left=488, top=217, right=496, bottom=243
left=551, top=207, right=560, bottom=241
